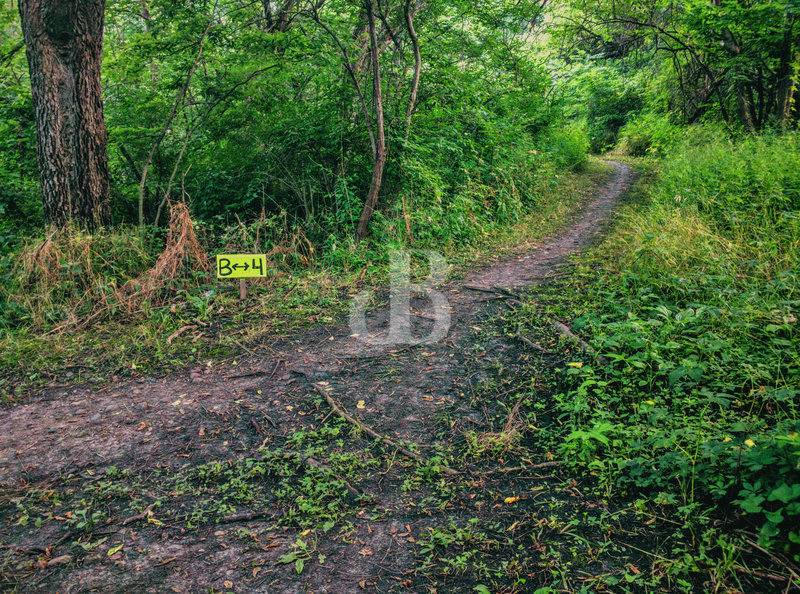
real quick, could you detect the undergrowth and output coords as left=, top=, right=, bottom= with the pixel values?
left=0, top=158, right=607, bottom=398
left=519, top=130, right=800, bottom=587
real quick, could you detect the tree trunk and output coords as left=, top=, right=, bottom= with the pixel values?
left=356, top=0, right=387, bottom=241
left=775, top=14, right=797, bottom=126
left=18, top=0, right=110, bottom=231
left=736, top=85, right=758, bottom=133
left=404, top=0, right=421, bottom=139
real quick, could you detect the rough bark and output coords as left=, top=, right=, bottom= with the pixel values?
left=356, top=0, right=387, bottom=241
left=262, top=0, right=296, bottom=33
left=18, top=0, right=110, bottom=230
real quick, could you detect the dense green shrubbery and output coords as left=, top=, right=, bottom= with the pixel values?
left=546, top=131, right=800, bottom=556
left=572, top=65, right=644, bottom=153
left=618, top=111, right=685, bottom=157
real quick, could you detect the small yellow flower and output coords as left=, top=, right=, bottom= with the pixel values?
left=744, top=439, right=756, bottom=448
left=567, top=362, right=583, bottom=368
left=645, top=400, right=655, bottom=406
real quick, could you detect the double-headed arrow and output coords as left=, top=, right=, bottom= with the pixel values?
left=232, top=262, right=250, bottom=271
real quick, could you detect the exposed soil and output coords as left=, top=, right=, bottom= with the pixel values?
left=1, top=162, right=638, bottom=593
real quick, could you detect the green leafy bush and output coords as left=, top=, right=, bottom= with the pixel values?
left=546, top=130, right=800, bottom=557
left=581, top=67, right=644, bottom=153
left=619, top=112, right=684, bottom=157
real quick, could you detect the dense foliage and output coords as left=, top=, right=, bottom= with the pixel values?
left=527, top=131, right=800, bottom=570
left=1, top=0, right=583, bottom=244
left=1, top=0, right=799, bottom=587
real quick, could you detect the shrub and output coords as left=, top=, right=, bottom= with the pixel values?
left=545, top=130, right=800, bottom=557
left=618, top=112, right=683, bottom=157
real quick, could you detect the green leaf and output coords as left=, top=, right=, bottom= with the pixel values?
left=768, top=483, right=800, bottom=504
left=107, top=543, right=124, bottom=556
left=296, top=558, right=305, bottom=574
left=668, top=366, right=685, bottom=387
left=736, top=493, right=764, bottom=514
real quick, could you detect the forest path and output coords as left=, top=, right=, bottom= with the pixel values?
left=1, top=162, right=633, bottom=593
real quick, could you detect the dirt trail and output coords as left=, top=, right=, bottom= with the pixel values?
left=1, top=162, right=631, bottom=593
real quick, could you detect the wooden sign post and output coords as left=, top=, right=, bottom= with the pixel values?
left=216, top=254, right=268, bottom=300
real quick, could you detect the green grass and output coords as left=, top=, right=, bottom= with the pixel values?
left=511, top=130, right=800, bottom=586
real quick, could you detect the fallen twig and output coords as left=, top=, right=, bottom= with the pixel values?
left=492, top=286, right=524, bottom=300
left=463, top=284, right=500, bottom=295
left=122, top=503, right=155, bottom=526
left=166, top=324, right=198, bottom=344
left=493, top=461, right=563, bottom=472
left=14, top=532, right=71, bottom=554
left=463, top=285, right=523, bottom=307
left=313, top=383, right=458, bottom=475
left=515, top=329, right=553, bottom=355
left=226, top=359, right=283, bottom=380
left=733, top=567, right=787, bottom=583
left=220, top=511, right=267, bottom=524
left=528, top=460, right=564, bottom=469
left=743, top=538, right=800, bottom=588
left=551, top=320, right=609, bottom=365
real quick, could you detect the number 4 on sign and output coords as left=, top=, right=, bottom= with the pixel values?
left=216, top=254, right=268, bottom=300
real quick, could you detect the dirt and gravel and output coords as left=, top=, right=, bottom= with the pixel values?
left=1, top=163, right=634, bottom=593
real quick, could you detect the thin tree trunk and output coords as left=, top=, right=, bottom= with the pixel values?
left=775, top=14, right=797, bottom=126
left=276, top=0, right=296, bottom=32
left=404, top=0, right=421, bottom=139
left=18, top=0, right=110, bottom=231
left=137, top=1, right=217, bottom=227
left=312, top=11, right=377, bottom=158
left=356, top=0, right=387, bottom=241
left=737, top=85, right=757, bottom=133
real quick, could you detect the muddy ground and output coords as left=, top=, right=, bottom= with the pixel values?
left=0, top=163, right=697, bottom=593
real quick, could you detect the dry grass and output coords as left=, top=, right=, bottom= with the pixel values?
left=470, top=398, right=526, bottom=456
left=12, top=202, right=210, bottom=331
left=119, top=201, right=210, bottom=313
left=612, top=204, right=739, bottom=278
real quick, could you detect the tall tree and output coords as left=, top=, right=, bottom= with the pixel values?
left=18, top=0, right=110, bottom=230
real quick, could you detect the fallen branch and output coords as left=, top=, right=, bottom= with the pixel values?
left=463, top=284, right=499, bottom=295
left=515, top=329, right=553, bottom=355
left=122, top=503, right=155, bottom=526
left=167, top=324, right=198, bottom=344
left=313, top=383, right=458, bottom=475
left=743, top=538, right=800, bottom=587
left=551, top=320, right=609, bottom=365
